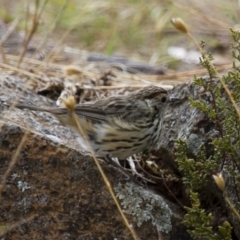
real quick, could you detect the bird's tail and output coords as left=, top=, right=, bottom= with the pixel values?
left=14, top=103, right=69, bottom=116
left=15, top=104, right=54, bottom=113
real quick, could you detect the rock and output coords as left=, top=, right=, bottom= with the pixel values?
left=0, top=73, right=191, bottom=239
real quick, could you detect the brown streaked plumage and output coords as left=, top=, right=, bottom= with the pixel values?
left=15, top=86, right=168, bottom=159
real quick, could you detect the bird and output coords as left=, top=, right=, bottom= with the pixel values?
left=15, top=86, right=169, bottom=180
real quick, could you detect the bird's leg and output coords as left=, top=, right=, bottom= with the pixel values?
left=111, top=157, right=120, bottom=165
left=104, top=155, right=140, bottom=185
left=126, top=156, right=138, bottom=174
left=126, top=156, right=150, bottom=184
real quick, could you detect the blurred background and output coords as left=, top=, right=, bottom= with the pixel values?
left=0, top=0, right=237, bottom=74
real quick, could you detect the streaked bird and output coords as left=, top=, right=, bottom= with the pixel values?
left=15, top=86, right=169, bottom=180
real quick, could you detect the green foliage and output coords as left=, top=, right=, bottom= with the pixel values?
left=0, top=8, right=14, bottom=23
left=175, top=140, right=217, bottom=191
left=199, top=41, right=216, bottom=79
left=178, top=31, right=240, bottom=194
left=175, top=29, right=240, bottom=238
left=44, top=0, right=170, bottom=53
left=184, top=192, right=232, bottom=240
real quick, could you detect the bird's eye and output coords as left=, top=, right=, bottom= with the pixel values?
left=161, top=96, right=167, bottom=103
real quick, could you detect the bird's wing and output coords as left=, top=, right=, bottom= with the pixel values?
left=74, top=97, right=150, bottom=123
left=74, top=103, right=107, bottom=122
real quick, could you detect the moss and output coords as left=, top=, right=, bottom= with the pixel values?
left=184, top=191, right=232, bottom=240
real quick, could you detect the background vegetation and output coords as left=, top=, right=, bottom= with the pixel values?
left=1, top=0, right=237, bottom=69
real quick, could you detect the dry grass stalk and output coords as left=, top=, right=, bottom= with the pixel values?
left=62, top=96, right=140, bottom=240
